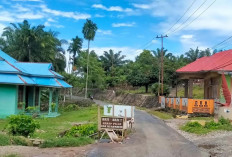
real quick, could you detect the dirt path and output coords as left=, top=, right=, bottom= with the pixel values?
left=87, top=106, right=209, bottom=157
left=0, top=145, right=93, bottom=157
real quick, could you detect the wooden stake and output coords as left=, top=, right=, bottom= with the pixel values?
left=98, top=105, right=101, bottom=139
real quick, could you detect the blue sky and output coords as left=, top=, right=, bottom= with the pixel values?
left=0, top=0, right=232, bottom=62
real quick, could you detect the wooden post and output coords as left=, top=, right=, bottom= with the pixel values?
left=124, top=109, right=127, bottom=138
left=55, top=89, right=59, bottom=113
left=23, top=86, right=26, bottom=112
left=98, top=105, right=101, bottom=139
left=184, top=80, right=188, bottom=98
left=38, top=87, right=41, bottom=113
left=32, top=86, right=36, bottom=107
left=49, top=88, right=53, bottom=114
left=188, top=79, right=193, bottom=98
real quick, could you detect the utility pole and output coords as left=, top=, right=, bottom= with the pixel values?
left=156, top=35, right=168, bottom=95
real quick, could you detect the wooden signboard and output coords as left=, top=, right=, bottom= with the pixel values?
left=101, top=117, right=124, bottom=130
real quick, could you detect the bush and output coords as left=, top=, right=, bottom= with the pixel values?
left=61, top=104, right=79, bottom=112
left=65, top=123, right=97, bottom=137
left=63, top=98, right=94, bottom=107
left=11, top=136, right=29, bottom=146
left=40, top=137, right=93, bottom=148
left=151, top=83, right=170, bottom=96
left=6, top=115, right=40, bottom=137
left=205, top=121, right=220, bottom=129
left=219, top=117, right=231, bottom=125
left=0, top=134, right=30, bottom=146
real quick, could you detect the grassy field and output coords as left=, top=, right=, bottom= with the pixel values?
left=0, top=105, right=100, bottom=147
left=33, top=106, right=99, bottom=140
left=178, top=85, right=204, bottom=99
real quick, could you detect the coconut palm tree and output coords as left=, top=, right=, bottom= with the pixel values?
left=82, top=19, right=98, bottom=98
left=67, top=36, right=83, bottom=67
left=100, top=49, right=127, bottom=72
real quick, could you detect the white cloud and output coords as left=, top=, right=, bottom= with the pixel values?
left=0, top=23, right=6, bottom=36
left=12, top=4, right=31, bottom=12
left=181, top=35, right=193, bottom=39
left=89, top=46, right=142, bottom=60
left=16, top=12, right=44, bottom=20
left=40, top=4, right=91, bottom=20
left=97, top=29, right=112, bottom=35
left=180, top=35, right=208, bottom=52
left=92, top=4, right=132, bottom=12
left=112, top=22, right=135, bottom=27
left=132, top=3, right=151, bottom=9
left=95, top=14, right=104, bottom=18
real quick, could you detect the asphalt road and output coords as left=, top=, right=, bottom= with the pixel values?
left=87, top=99, right=209, bottom=157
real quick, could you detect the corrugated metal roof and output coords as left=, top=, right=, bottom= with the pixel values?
left=176, top=50, right=232, bottom=73
left=0, top=50, right=71, bottom=88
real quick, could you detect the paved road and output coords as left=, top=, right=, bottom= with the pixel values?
left=67, top=96, right=208, bottom=157
left=88, top=101, right=209, bottom=157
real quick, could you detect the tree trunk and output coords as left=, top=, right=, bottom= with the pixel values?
left=145, top=85, right=148, bottom=93
left=85, top=40, right=90, bottom=99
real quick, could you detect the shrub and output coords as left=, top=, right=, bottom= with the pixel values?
left=205, top=121, right=220, bottom=129
left=40, top=137, right=93, bottom=148
left=6, top=115, right=40, bottom=137
left=151, top=83, right=170, bottom=96
left=63, top=98, right=94, bottom=107
left=61, top=104, right=79, bottom=112
left=185, top=121, right=202, bottom=128
left=219, top=117, right=231, bottom=126
left=11, top=136, right=29, bottom=146
left=65, top=123, right=97, bottom=137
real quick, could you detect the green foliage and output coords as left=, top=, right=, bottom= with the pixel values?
left=0, top=134, right=10, bottom=146
left=3, top=154, right=21, bottom=157
left=51, top=102, right=56, bottom=112
left=0, top=134, right=30, bottom=146
left=181, top=117, right=232, bottom=134
left=0, top=20, right=66, bottom=72
left=60, top=72, right=83, bottom=88
left=40, top=137, right=93, bottom=148
left=151, top=83, right=170, bottom=96
left=60, top=104, right=79, bottom=112
left=68, top=36, right=83, bottom=64
left=178, top=85, right=204, bottom=99
left=26, top=106, right=39, bottom=114
left=127, top=50, right=157, bottom=93
left=82, top=19, right=98, bottom=41
left=6, top=115, right=40, bottom=137
left=75, top=51, right=106, bottom=89
left=65, top=123, right=97, bottom=137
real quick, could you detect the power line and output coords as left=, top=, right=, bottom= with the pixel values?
left=211, top=35, right=232, bottom=50
left=168, top=0, right=208, bottom=35
left=165, top=0, right=196, bottom=34
left=171, top=0, right=217, bottom=35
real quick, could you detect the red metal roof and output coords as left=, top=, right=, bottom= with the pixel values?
left=176, top=49, right=232, bottom=73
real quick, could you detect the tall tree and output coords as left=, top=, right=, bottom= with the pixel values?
left=67, top=36, right=83, bottom=67
left=0, top=20, right=67, bottom=72
left=100, top=49, right=127, bottom=72
left=127, top=50, right=156, bottom=93
left=185, top=47, right=200, bottom=62
left=82, top=19, right=98, bottom=98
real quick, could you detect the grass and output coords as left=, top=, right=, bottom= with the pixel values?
left=180, top=117, right=232, bottom=135
left=178, top=85, right=204, bottom=99
left=119, top=87, right=154, bottom=95
left=0, top=105, right=101, bottom=148
left=2, top=154, right=21, bottom=157
left=33, top=105, right=99, bottom=140
left=40, top=137, right=93, bottom=148
left=136, top=107, right=173, bottom=120
left=189, top=116, right=214, bottom=121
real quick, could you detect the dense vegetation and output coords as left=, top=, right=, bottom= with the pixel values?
left=0, top=20, right=218, bottom=94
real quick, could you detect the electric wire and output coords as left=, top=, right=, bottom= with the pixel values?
left=165, top=0, right=196, bottom=34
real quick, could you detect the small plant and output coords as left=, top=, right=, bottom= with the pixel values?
left=6, top=115, right=40, bottom=137
left=26, top=106, right=39, bottom=114
left=65, top=123, right=97, bottom=137
left=18, top=102, right=25, bottom=110
left=51, top=102, right=56, bottom=112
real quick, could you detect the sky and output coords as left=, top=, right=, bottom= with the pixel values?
left=1, top=0, right=232, bottom=64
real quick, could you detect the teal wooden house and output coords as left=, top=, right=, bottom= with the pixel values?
left=0, top=50, right=72, bottom=118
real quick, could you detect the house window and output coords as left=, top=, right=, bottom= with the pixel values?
left=18, top=86, right=24, bottom=109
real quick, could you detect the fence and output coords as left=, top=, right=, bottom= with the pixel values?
left=159, top=96, right=214, bottom=114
